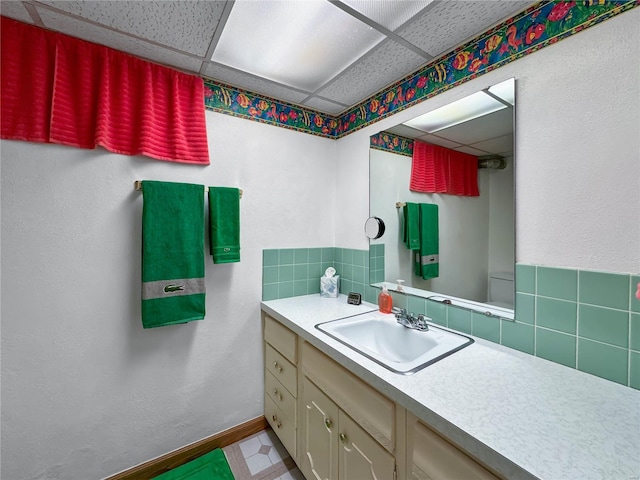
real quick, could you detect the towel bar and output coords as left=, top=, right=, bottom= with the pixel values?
left=396, top=202, right=406, bottom=208
left=134, top=180, right=242, bottom=198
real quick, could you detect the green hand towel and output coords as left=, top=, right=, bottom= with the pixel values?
left=141, top=181, right=205, bottom=328
left=152, top=448, right=234, bottom=480
left=209, top=187, right=240, bottom=264
left=415, top=203, right=439, bottom=280
left=403, top=202, right=420, bottom=251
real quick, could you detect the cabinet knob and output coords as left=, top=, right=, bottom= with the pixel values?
left=273, top=388, right=282, bottom=401
left=339, top=433, right=347, bottom=443
left=324, top=418, right=333, bottom=429
left=271, top=414, right=282, bottom=428
left=273, top=361, right=283, bottom=372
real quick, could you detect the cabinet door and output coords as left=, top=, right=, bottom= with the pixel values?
left=339, top=410, right=395, bottom=480
left=301, top=377, right=340, bottom=480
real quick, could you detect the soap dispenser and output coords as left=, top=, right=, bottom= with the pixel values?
left=378, top=285, right=393, bottom=314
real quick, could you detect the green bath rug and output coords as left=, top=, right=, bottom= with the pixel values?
left=152, top=448, right=234, bottom=480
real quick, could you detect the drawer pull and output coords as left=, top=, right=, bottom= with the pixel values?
left=273, top=388, right=283, bottom=401
left=271, top=414, right=282, bottom=429
left=339, top=433, right=347, bottom=443
left=273, top=361, right=283, bottom=372
left=324, top=418, right=333, bottom=429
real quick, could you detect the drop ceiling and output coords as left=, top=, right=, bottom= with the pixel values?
left=1, top=0, right=534, bottom=117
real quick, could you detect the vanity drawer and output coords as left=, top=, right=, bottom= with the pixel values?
left=265, top=369, right=297, bottom=425
left=265, top=394, right=296, bottom=459
left=264, top=315, right=297, bottom=364
left=409, top=414, right=500, bottom=480
left=265, top=343, right=297, bottom=397
left=301, top=342, right=395, bottom=453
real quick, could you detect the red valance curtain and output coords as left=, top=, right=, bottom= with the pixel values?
left=410, top=140, right=479, bottom=196
left=1, top=17, right=210, bottom=165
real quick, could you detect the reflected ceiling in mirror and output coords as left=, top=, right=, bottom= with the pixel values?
left=369, top=78, right=515, bottom=317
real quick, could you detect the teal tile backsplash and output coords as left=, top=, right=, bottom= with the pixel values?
left=262, top=247, right=370, bottom=302
left=536, top=297, right=577, bottom=334
left=515, top=264, right=536, bottom=294
left=537, top=266, right=577, bottom=301
left=262, top=249, right=638, bottom=390
left=577, top=338, right=628, bottom=386
left=519, top=263, right=637, bottom=388
left=536, top=328, right=577, bottom=368
left=579, top=270, right=629, bottom=310
left=501, top=321, right=534, bottom=355
left=448, top=308, right=472, bottom=334
left=578, top=304, right=629, bottom=348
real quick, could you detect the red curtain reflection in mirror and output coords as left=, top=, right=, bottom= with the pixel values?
left=410, top=140, right=479, bottom=196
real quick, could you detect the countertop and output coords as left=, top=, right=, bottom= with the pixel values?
left=261, top=294, right=640, bottom=480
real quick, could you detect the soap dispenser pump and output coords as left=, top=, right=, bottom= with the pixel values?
left=378, top=285, right=393, bottom=314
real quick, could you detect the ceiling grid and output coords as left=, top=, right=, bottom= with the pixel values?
left=1, top=0, right=534, bottom=115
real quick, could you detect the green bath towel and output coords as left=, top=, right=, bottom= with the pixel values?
left=208, top=187, right=240, bottom=264
left=403, top=202, right=420, bottom=251
left=152, top=448, right=234, bottom=480
left=141, top=181, right=205, bottom=328
left=415, top=203, right=439, bottom=280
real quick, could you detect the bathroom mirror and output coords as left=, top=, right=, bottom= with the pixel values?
left=369, top=78, right=515, bottom=317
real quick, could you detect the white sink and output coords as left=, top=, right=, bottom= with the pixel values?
left=316, top=315, right=473, bottom=374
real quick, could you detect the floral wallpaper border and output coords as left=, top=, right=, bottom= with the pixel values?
left=203, top=1, right=638, bottom=139
left=370, top=132, right=414, bottom=157
left=203, top=81, right=337, bottom=138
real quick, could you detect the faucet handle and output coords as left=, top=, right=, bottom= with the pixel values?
left=415, top=314, right=430, bottom=330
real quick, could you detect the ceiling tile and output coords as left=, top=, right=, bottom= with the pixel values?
left=434, top=107, right=513, bottom=145
left=1, top=1, right=34, bottom=24
left=384, top=125, right=427, bottom=139
left=302, top=97, right=347, bottom=115
left=211, top=0, right=385, bottom=92
left=37, top=8, right=204, bottom=72
left=38, top=0, right=225, bottom=56
left=471, top=133, right=514, bottom=156
left=397, top=1, right=532, bottom=57
left=316, top=39, right=426, bottom=106
left=415, top=134, right=463, bottom=150
left=340, top=0, right=434, bottom=31
left=202, top=63, right=310, bottom=105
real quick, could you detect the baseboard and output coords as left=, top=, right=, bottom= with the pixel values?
left=106, top=416, right=269, bottom=480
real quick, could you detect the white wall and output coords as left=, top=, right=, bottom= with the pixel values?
left=0, top=111, right=337, bottom=479
left=335, top=8, right=640, bottom=275
left=1, top=7, right=639, bottom=480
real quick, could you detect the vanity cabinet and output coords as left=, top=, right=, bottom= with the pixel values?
left=263, top=312, right=501, bottom=480
left=300, top=342, right=396, bottom=480
left=406, top=412, right=499, bottom=480
left=264, top=315, right=298, bottom=458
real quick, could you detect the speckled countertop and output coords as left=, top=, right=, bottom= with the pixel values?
left=261, top=294, right=640, bottom=480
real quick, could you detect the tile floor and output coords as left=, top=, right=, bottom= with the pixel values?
left=223, top=429, right=305, bottom=480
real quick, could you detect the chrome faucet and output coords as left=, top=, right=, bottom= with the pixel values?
left=393, top=308, right=429, bottom=331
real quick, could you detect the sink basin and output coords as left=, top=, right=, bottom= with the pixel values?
left=316, top=315, right=473, bottom=374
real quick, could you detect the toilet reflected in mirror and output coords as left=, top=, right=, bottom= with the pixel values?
left=487, top=272, right=514, bottom=309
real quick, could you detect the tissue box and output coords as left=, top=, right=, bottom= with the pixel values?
left=320, top=275, right=340, bottom=298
